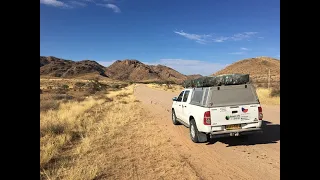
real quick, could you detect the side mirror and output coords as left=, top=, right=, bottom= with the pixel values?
left=172, top=97, right=177, bottom=101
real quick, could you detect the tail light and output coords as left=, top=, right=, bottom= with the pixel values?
left=258, top=107, right=263, bottom=120
left=204, top=111, right=211, bottom=125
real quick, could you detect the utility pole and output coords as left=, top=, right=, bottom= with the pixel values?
left=268, top=69, right=270, bottom=89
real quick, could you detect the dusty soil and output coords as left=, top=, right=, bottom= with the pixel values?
left=134, top=84, right=280, bottom=180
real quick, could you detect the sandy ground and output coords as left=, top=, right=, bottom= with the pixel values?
left=134, top=84, right=280, bottom=180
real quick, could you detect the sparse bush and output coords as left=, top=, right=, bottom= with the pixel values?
left=74, top=96, right=86, bottom=102
left=40, top=89, right=43, bottom=94
left=62, top=84, right=69, bottom=90
left=162, top=80, right=172, bottom=89
left=255, top=83, right=262, bottom=88
left=270, top=88, right=280, bottom=97
left=119, top=100, right=128, bottom=104
left=86, top=79, right=107, bottom=94
left=110, top=84, right=120, bottom=89
left=261, top=83, right=268, bottom=88
left=55, top=88, right=65, bottom=94
left=75, top=82, right=86, bottom=89
left=55, top=85, right=69, bottom=94
left=116, top=92, right=131, bottom=97
left=93, top=92, right=113, bottom=102
left=104, top=97, right=113, bottom=102
left=47, top=123, right=65, bottom=135
left=120, top=83, right=129, bottom=88
left=110, top=83, right=128, bottom=89
left=40, top=100, right=60, bottom=111
left=54, top=94, right=73, bottom=100
left=56, top=94, right=73, bottom=100
left=40, top=94, right=74, bottom=112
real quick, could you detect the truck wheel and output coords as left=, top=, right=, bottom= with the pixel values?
left=190, top=119, right=200, bottom=143
left=238, top=134, right=250, bottom=140
left=172, top=109, right=180, bottom=125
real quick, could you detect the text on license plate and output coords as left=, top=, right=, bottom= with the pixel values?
left=225, top=124, right=241, bottom=130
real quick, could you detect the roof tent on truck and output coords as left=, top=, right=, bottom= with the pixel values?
left=182, top=74, right=250, bottom=88
left=182, top=74, right=259, bottom=108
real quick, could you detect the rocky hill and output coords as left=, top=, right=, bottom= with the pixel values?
left=104, top=60, right=188, bottom=83
left=186, top=74, right=203, bottom=80
left=40, top=56, right=106, bottom=77
left=213, top=56, right=280, bottom=87
left=40, top=56, right=201, bottom=83
left=214, top=56, right=279, bottom=76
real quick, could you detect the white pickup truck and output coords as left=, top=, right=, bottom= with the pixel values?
left=171, top=84, right=263, bottom=143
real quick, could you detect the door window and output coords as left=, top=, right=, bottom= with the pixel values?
left=176, top=91, right=184, bottom=102
left=183, top=90, right=190, bottom=102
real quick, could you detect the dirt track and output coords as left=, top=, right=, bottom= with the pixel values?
left=134, top=84, right=280, bottom=180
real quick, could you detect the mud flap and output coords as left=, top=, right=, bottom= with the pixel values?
left=198, top=132, right=208, bottom=143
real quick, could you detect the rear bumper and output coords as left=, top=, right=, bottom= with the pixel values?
left=209, top=128, right=262, bottom=138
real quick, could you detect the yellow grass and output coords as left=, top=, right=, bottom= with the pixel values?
left=256, top=88, right=280, bottom=105
left=147, top=84, right=280, bottom=106
left=147, top=83, right=184, bottom=93
left=40, top=84, right=200, bottom=180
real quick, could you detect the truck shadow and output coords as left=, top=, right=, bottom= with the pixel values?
left=206, top=120, right=280, bottom=147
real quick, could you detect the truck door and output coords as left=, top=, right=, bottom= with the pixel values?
left=173, top=91, right=184, bottom=119
left=181, top=90, right=191, bottom=124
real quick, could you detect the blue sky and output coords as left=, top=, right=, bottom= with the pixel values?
left=40, top=0, right=280, bottom=75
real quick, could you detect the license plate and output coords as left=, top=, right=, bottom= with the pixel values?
left=226, top=124, right=241, bottom=130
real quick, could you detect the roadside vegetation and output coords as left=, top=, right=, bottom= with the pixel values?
left=40, top=79, right=200, bottom=180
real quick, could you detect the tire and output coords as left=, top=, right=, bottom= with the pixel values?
left=189, top=119, right=200, bottom=143
left=238, top=134, right=249, bottom=140
left=171, top=109, right=180, bottom=125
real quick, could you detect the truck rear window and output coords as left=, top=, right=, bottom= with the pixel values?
left=209, top=85, right=259, bottom=107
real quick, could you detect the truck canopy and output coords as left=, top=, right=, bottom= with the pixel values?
left=190, top=84, right=259, bottom=107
